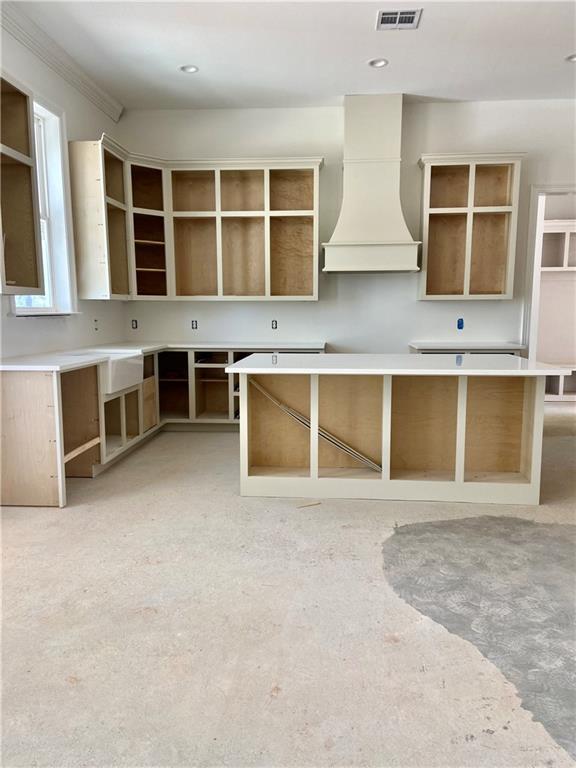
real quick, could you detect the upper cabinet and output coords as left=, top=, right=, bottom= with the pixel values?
left=419, top=154, right=523, bottom=300
left=69, top=134, right=322, bottom=302
left=0, top=76, right=43, bottom=295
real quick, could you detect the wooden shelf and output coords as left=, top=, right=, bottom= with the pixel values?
left=134, top=213, right=166, bottom=293
left=470, top=212, right=509, bottom=295
left=1, top=153, right=39, bottom=289
left=174, top=217, right=217, bottom=296
left=195, top=378, right=229, bottom=418
left=426, top=214, right=466, bottom=296
left=222, top=217, right=265, bottom=296
left=270, top=216, right=313, bottom=296
left=106, top=205, right=129, bottom=295
left=172, top=170, right=215, bottom=212
left=390, top=376, right=458, bottom=480
left=131, top=164, right=163, bottom=210
left=1, top=78, right=30, bottom=157
left=136, top=270, right=167, bottom=296
left=221, top=170, right=264, bottom=211
left=103, top=150, right=125, bottom=204
left=61, top=366, right=100, bottom=476
left=270, top=169, right=313, bottom=211
left=474, top=164, right=512, bottom=207
left=430, top=165, right=469, bottom=208
left=133, top=213, right=165, bottom=242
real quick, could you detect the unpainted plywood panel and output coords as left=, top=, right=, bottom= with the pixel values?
left=172, top=170, right=215, bottom=212
left=426, top=214, right=466, bottom=295
left=430, top=165, right=469, bottom=208
left=1, top=79, right=30, bottom=157
left=270, top=169, right=313, bottom=211
left=131, top=164, right=163, bottom=210
left=61, top=366, right=99, bottom=456
left=474, top=164, right=512, bottom=207
left=470, top=213, right=509, bottom=295
left=270, top=216, right=313, bottom=296
left=222, top=217, right=265, bottom=295
left=103, top=150, right=125, bottom=203
left=106, top=205, right=129, bottom=295
left=174, top=217, right=217, bottom=296
left=1, top=154, right=38, bottom=288
left=221, top=170, right=264, bottom=211
left=142, top=376, right=157, bottom=431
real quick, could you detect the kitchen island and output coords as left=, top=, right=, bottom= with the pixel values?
left=226, top=353, right=567, bottom=504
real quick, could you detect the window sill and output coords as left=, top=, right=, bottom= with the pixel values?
left=9, top=310, right=82, bottom=318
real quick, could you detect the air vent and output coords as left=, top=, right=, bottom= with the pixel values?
left=376, top=9, right=422, bottom=29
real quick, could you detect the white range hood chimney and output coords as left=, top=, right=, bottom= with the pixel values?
left=323, top=94, right=420, bottom=272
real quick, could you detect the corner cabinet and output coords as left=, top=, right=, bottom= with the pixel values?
left=419, top=154, right=523, bottom=300
left=69, top=135, right=322, bottom=301
left=0, top=76, right=43, bottom=295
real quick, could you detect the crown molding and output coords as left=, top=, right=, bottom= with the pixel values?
left=1, top=3, right=124, bottom=122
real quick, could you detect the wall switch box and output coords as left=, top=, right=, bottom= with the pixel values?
left=457, top=318, right=464, bottom=330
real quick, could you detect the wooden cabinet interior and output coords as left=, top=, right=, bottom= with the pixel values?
left=318, top=375, right=382, bottom=479
left=270, top=216, right=313, bottom=296
left=172, top=170, right=215, bottom=212
left=103, top=150, right=125, bottom=203
left=1, top=78, right=30, bottom=156
left=222, top=217, right=265, bottom=295
left=221, top=169, right=264, bottom=211
left=106, top=205, right=129, bottom=295
left=474, top=164, right=512, bottom=207
left=270, top=169, right=313, bottom=211
left=104, top=397, right=123, bottom=454
left=248, top=374, right=310, bottom=476
left=425, top=214, right=466, bottom=295
left=125, top=390, right=140, bottom=440
left=159, top=351, right=189, bottom=419
left=131, top=164, right=163, bottom=210
left=542, top=232, right=565, bottom=268
left=470, top=213, right=509, bottom=295
left=134, top=213, right=166, bottom=295
left=430, top=165, right=469, bottom=208
left=1, top=154, right=39, bottom=289
left=61, top=366, right=101, bottom=477
left=464, top=376, right=534, bottom=483
left=174, top=217, right=217, bottom=296
left=390, top=375, right=458, bottom=480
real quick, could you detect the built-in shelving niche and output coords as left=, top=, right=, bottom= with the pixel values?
left=221, top=170, right=264, bottom=211
left=174, top=218, right=217, bottom=296
left=104, top=150, right=125, bottom=204
left=158, top=351, right=189, bottom=420
left=131, top=164, right=163, bottom=211
left=222, top=217, right=265, bottom=296
left=134, top=213, right=167, bottom=296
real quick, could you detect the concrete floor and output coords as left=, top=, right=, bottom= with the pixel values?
left=2, top=406, right=575, bottom=767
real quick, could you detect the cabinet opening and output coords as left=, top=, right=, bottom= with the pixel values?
left=131, top=164, right=163, bottom=210
left=541, top=232, right=565, bottom=268
left=470, top=213, right=509, bottom=295
left=248, top=374, right=310, bottom=477
left=195, top=351, right=229, bottom=365
left=133, top=212, right=165, bottom=242
left=125, top=390, right=140, bottom=440
left=104, top=397, right=123, bottom=455
left=270, top=169, right=314, bottom=211
left=174, top=217, right=217, bottom=296
left=545, top=375, right=561, bottom=396
left=221, top=170, right=264, bottom=211
left=136, top=269, right=167, bottom=296
left=270, top=216, right=313, bottom=296
left=474, top=164, right=512, bottom=207
left=172, top=170, right=215, bottom=211
left=222, top=217, right=265, bottom=296
left=159, top=351, right=189, bottom=381
left=318, top=375, right=382, bottom=479
left=233, top=352, right=252, bottom=363
left=1, top=78, right=30, bottom=157
left=465, top=376, right=534, bottom=484
left=426, top=214, right=466, bottom=295
left=195, top=375, right=230, bottom=419
left=143, top=354, right=155, bottom=378
left=568, top=234, right=576, bottom=268
left=430, top=165, right=469, bottom=208
left=564, top=372, right=576, bottom=394
left=159, top=352, right=189, bottom=420
left=106, top=205, right=129, bottom=295
left=391, top=376, right=458, bottom=481
left=61, top=366, right=100, bottom=457
left=135, top=243, right=165, bottom=270
left=1, top=154, right=38, bottom=288
left=103, top=150, right=125, bottom=204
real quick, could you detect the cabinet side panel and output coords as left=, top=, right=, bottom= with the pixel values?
left=61, top=366, right=100, bottom=455
left=1, top=371, right=60, bottom=506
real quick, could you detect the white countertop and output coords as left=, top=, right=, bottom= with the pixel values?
left=226, top=353, right=569, bottom=376
left=409, top=341, right=527, bottom=352
left=0, top=341, right=326, bottom=372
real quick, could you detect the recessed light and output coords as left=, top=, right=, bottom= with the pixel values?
left=179, top=64, right=199, bottom=73
left=566, top=54, right=576, bottom=63
left=368, top=58, right=389, bottom=68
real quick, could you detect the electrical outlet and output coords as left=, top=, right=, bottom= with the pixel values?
left=191, top=320, right=198, bottom=330
left=131, top=319, right=138, bottom=330
left=93, top=318, right=99, bottom=332
left=457, top=318, right=464, bottom=330
left=271, top=319, right=278, bottom=330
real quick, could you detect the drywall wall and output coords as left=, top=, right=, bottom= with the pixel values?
left=0, top=30, right=125, bottom=358
left=116, top=99, right=575, bottom=351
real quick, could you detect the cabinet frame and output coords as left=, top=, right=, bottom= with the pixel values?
left=419, top=153, right=523, bottom=301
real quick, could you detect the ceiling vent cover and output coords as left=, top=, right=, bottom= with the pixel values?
left=376, top=9, right=422, bottom=29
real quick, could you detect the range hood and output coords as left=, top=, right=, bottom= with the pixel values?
left=323, top=94, right=420, bottom=272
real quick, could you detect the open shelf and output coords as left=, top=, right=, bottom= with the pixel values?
left=172, top=170, right=215, bottom=212
left=270, top=216, right=313, bottom=296
left=174, top=217, right=217, bottom=296
left=159, top=351, right=189, bottom=420
left=136, top=268, right=167, bottom=296
left=222, top=217, right=265, bottom=296
left=195, top=374, right=229, bottom=419
left=390, top=376, right=458, bottom=481
left=430, top=165, right=469, bottom=208
left=135, top=243, right=165, bottom=270
left=133, top=212, right=165, bottom=242
left=270, top=169, right=313, bottom=211
left=1, top=153, right=38, bottom=289
left=248, top=374, right=310, bottom=476
left=470, top=212, right=509, bottom=295
left=564, top=372, right=576, bottom=395
left=104, top=397, right=122, bottom=455
left=125, top=390, right=140, bottom=440
left=195, top=351, right=229, bottom=365
left=106, top=205, right=129, bottom=295
left=134, top=213, right=166, bottom=295
left=221, top=170, right=264, bottom=211
left=103, top=150, right=125, bottom=204
left=318, top=375, right=382, bottom=479
left=131, top=164, right=163, bottom=210
left=464, top=377, right=533, bottom=483
left=474, top=164, right=512, bottom=207
left=426, top=214, right=466, bottom=295
left=541, top=232, right=565, bottom=268
left=1, top=78, right=30, bottom=157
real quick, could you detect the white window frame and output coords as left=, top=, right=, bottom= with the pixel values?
left=12, top=98, right=77, bottom=316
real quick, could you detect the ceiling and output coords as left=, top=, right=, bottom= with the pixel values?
left=14, top=1, right=576, bottom=109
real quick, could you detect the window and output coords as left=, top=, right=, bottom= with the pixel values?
left=13, top=102, right=75, bottom=315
